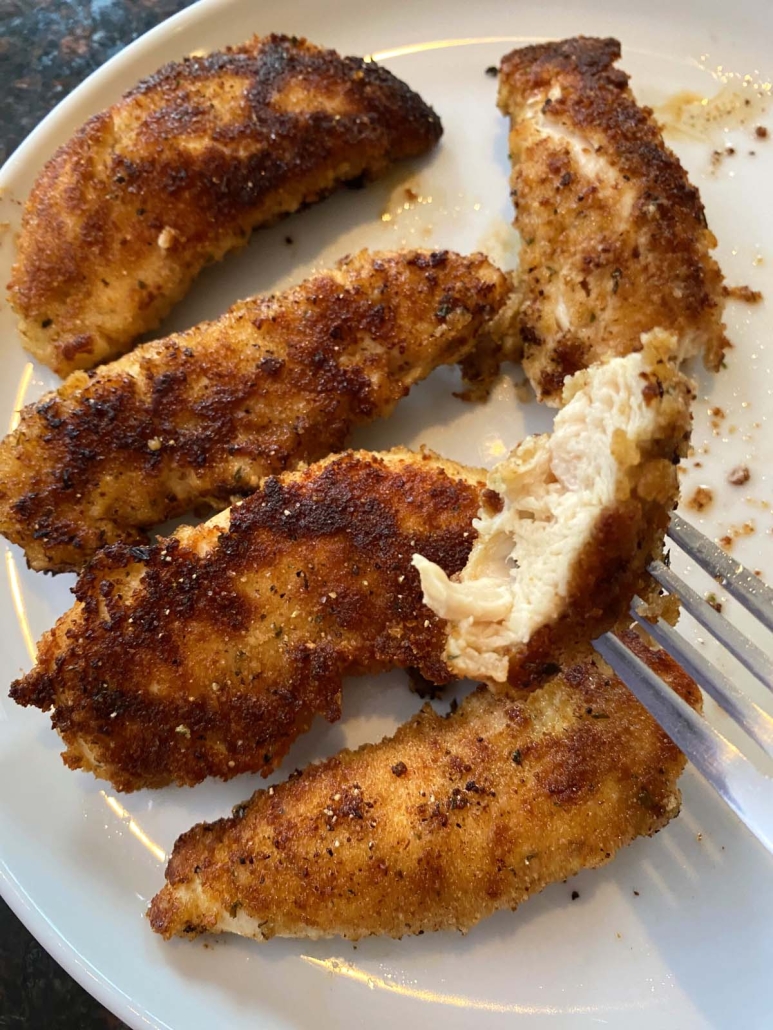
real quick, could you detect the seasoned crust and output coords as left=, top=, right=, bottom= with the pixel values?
left=0, top=249, right=508, bottom=573
left=501, top=36, right=629, bottom=94
left=8, top=34, right=443, bottom=375
left=498, top=36, right=727, bottom=404
left=9, top=448, right=488, bottom=792
left=148, top=634, right=700, bottom=941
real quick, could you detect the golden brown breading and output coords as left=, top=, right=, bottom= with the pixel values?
left=498, top=36, right=727, bottom=404
left=0, top=249, right=508, bottom=573
left=415, top=331, right=693, bottom=686
left=8, top=34, right=442, bottom=375
left=148, top=632, right=700, bottom=942
left=10, top=448, right=492, bottom=792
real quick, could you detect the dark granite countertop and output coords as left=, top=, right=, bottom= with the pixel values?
left=1, top=0, right=194, bottom=166
left=0, top=6, right=193, bottom=1025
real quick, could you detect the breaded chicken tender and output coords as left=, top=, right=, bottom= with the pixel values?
left=414, top=331, right=693, bottom=685
left=0, top=249, right=508, bottom=573
left=10, top=448, right=492, bottom=792
left=498, top=36, right=727, bottom=404
left=8, top=34, right=443, bottom=375
left=148, top=632, right=699, bottom=942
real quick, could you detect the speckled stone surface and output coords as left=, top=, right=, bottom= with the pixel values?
left=1, top=0, right=195, bottom=165
left=0, top=5, right=195, bottom=1024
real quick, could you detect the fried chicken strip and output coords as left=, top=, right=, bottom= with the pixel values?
left=414, top=331, right=693, bottom=685
left=10, top=448, right=492, bottom=792
left=498, top=36, right=727, bottom=404
left=148, top=632, right=699, bottom=941
left=8, top=34, right=443, bottom=375
left=0, top=249, right=507, bottom=573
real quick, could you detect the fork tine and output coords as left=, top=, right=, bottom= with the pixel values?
left=649, top=560, right=773, bottom=693
left=668, top=513, right=773, bottom=632
left=630, top=598, right=773, bottom=760
left=593, top=633, right=773, bottom=855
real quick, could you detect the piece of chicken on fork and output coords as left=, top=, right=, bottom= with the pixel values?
left=498, top=36, right=727, bottom=404
left=10, top=448, right=492, bottom=792
left=8, top=34, right=443, bottom=375
left=0, top=249, right=509, bottom=573
left=414, top=330, right=693, bottom=686
left=149, top=633, right=700, bottom=942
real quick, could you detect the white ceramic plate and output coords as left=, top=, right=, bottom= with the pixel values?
left=1, top=1, right=772, bottom=1027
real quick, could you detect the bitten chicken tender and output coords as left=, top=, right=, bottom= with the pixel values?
left=498, top=36, right=727, bottom=404
left=148, top=632, right=700, bottom=942
left=414, top=331, right=693, bottom=685
left=8, top=34, right=443, bottom=375
left=10, top=448, right=492, bottom=792
left=0, top=249, right=508, bottom=573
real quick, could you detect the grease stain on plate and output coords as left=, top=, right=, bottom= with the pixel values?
left=656, top=78, right=770, bottom=141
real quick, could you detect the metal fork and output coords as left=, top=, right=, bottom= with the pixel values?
left=593, top=513, right=773, bottom=855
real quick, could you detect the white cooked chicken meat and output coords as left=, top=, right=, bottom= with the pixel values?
left=414, top=329, right=693, bottom=685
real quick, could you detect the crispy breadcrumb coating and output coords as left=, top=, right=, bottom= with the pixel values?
left=149, top=633, right=699, bottom=942
left=10, top=449, right=491, bottom=792
left=498, top=36, right=727, bottom=404
left=9, top=35, right=442, bottom=375
left=0, top=249, right=508, bottom=572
